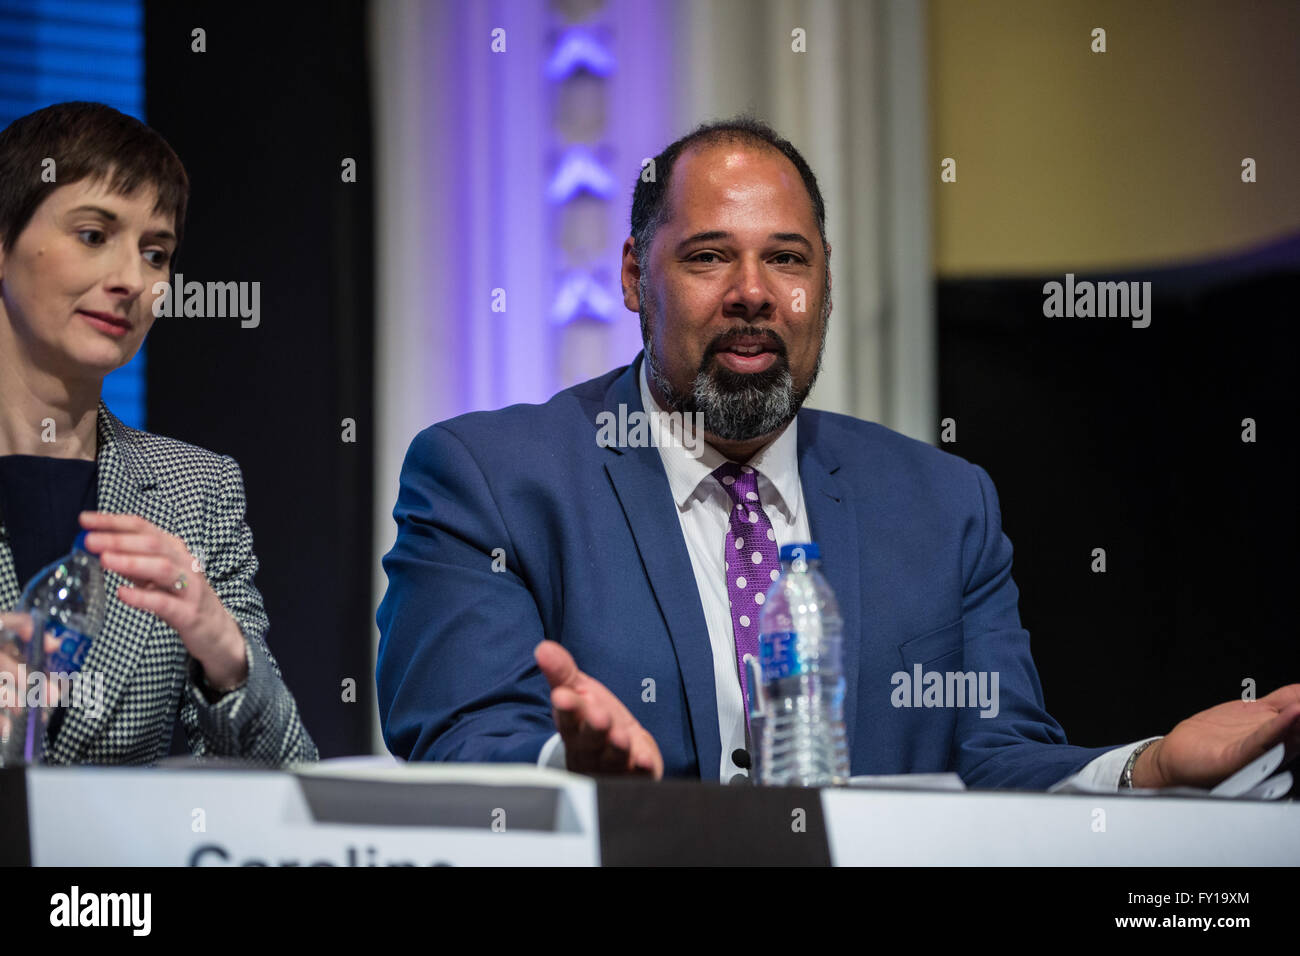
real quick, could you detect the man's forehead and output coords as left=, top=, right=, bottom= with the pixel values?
left=664, top=142, right=814, bottom=232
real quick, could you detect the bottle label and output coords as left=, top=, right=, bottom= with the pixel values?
left=46, top=622, right=92, bottom=674
left=760, top=631, right=803, bottom=680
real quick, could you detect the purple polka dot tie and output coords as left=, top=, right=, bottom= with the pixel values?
left=713, top=461, right=780, bottom=722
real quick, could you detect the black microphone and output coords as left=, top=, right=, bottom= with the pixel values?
left=731, top=748, right=751, bottom=770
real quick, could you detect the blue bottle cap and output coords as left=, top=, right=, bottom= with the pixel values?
left=73, top=530, right=90, bottom=552
left=779, top=542, right=819, bottom=562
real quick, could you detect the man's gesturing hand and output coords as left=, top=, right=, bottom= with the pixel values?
left=1132, top=683, right=1300, bottom=789
left=534, top=640, right=663, bottom=780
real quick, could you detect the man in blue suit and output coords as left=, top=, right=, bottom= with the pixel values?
left=377, top=118, right=1299, bottom=789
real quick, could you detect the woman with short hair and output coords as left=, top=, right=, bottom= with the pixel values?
left=0, top=101, right=316, bottom=765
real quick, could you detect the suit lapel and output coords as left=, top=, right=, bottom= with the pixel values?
left=797, top=413, right=863, bottom=746
left=0, top=516, right=19, bottom=613
left=598, top=358, right=721, bottom=778
left=46, top=404, right=174, bottom=763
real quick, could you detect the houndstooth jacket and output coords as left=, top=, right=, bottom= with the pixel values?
left=0, top=402, right=318, bottom=766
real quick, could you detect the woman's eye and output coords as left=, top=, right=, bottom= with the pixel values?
left=77, top=229, right=106, bottom=246
left=144, top=249, right=171, bottom=268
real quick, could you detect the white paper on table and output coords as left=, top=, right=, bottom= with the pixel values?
left=847, top=772, right=966, bottom=791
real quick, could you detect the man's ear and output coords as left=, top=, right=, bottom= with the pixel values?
left=620, top=236, right=641, bottom=312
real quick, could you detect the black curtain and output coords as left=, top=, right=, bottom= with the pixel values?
left=144, top=1, right=374, bottom=756
left=939, top=242, right=1299, bottom=749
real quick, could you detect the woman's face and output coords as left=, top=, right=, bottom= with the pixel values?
left=0, top=176, right=176, bottom=382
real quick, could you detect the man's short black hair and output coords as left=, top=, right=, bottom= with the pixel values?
left=629, top=115, right=828, bottom=274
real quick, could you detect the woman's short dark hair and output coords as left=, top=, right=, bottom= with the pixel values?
left=0, top=101, right=189, bottom=252
left=629, top=115, right=828, bottom=274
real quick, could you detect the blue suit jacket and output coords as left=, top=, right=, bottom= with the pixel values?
left=377, top=353, right=1118, bottom=789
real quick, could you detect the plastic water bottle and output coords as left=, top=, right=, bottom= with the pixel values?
left=756, top=542, right=849, bottom=786
left=18, top=531, right=105, bottom=674
left=7, top=532, right=105, bottom=763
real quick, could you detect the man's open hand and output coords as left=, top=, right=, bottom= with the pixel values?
left=534, top=640, right=663, bottom=780
left=1133, top=683, right=1300, bottom=789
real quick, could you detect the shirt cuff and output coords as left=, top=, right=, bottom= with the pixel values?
left=537, top=731, right=567, bottom=770
left=1055, top=736, right=1164, bottom=792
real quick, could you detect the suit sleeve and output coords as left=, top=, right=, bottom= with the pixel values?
left=376, top=424, right=556, bottom=763
left=178, top=455, right=319, bottom=766
left=951, top=463, right=1123, bottom=789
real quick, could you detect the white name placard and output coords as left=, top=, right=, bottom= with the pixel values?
left=28, top=762, right=599, bottom=867
left=821, top=786, right=1300, bottom=866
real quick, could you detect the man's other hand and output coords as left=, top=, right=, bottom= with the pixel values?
left=535, top=640, right=663, bottom=780
left=1133, top=683, right=1300, bottom=789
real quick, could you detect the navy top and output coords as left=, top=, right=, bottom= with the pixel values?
left=0, top=455, right=98, bottom=588
left=0, top=454, right=98, bottom=745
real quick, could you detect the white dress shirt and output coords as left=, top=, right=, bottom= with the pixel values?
left=540, top=359, right=1151, bottom=790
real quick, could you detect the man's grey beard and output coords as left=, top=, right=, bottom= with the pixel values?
left=639, top=270, right=830, bottom=443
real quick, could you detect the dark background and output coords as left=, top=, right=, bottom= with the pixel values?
left=143, top=1, right=374, bottom=757
left=137, top=0, right=1295, bottom=759
left=939, top=245, right=1299, bottom=748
